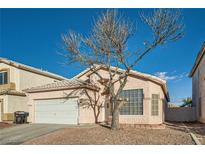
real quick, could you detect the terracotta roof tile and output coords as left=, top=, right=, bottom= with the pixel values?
left=0, top=90, right=26, bottom=96
left=23, top=79, right=98, bottom=93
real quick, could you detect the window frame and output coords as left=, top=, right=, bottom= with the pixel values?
left=151, top=94, right=160, bottom=116
left=0, top=69, right=9, bottom=85
left=120, top=89, right=144, bottom=115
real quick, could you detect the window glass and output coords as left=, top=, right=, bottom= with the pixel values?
left=151, top=94, right=159, bottom=116
left=0, top=73, right=2, bottom=85
left=120, top=89, right=143, bottom=115
left=0, top=71, right=8, bottom=85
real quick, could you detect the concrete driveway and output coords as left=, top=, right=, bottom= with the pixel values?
left=0, top=124, right=76, bottom=145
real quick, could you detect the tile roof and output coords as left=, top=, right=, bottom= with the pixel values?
left=23, top=79, right=98, bottom=93
left=0, top=90, right=26, bottom=96
left=74, top=64, right=166, bottom=83
left=73, top=64, right=169, bottom=101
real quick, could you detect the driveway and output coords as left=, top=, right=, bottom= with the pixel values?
left=0, top=124, right=78, bottom=145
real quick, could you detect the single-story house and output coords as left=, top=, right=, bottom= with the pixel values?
left=189, top=42, right=205, bottom=123
left=24, top=65, right=169, bottom=125
left=0, top=57, right=67, bottom=122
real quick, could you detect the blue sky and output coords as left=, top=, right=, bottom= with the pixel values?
left=0, top=8, right=205, bottom=105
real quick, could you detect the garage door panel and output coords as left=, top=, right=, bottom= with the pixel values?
left=35, top=118, right=76, bottom=124
left=35, top=112, right=78, bottom=118
left=34, top=98, right=78, bottom=124
left=35, top=101, right=77, bottom=110
left=35, top=116, right=77, bottom=124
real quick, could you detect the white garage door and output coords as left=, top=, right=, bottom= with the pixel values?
left=34, top=98, right=78, bottom=124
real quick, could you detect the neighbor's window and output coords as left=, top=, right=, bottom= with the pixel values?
left=151, top=94, right=159, bottom=116
left=120, top=89, right=143, bottom=115
left=0, top=71, right=8, bottom=85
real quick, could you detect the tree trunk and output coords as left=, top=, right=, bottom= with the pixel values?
left=93, top=107, right=98, bottom=124
left=94, top=115, right=98, bottom=124
left=111, top=100, right=120, bottom=130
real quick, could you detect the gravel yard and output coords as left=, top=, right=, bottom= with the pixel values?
left=23, top=125, right=194, bottom=145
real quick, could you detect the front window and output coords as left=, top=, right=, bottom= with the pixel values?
left=0, top=71, right=8, bottom=85
left=120, top=89, right=143, bottom=115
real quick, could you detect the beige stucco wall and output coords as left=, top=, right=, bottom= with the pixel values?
left=192, top=55, right=205, bottom=123
left=6, top=95, right=28, bottom=113
left=166, top=107, right=196, bottom=122
left=0, top=95, right=6, bottom=122
left=0, top=95, right=28, bottom=121
left=78, top=69, right=167, bottom=124
left=25, top=68, right=167, bottom=125
left=0, top=63, right=60, bottom=92
left=0, top=62, right=65, bottom=121
left=26, top=89, right=105, bottom=124
left=19, top=69, right=59, bottom=91
left=0, top=63, right=21, bottom=90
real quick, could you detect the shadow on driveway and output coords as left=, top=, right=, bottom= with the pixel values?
left=0, top=123, right=82, bottom=145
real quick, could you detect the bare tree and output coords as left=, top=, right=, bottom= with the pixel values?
left=62, top=9, right=184, bottom=130
left=80, top=89, right=103, bottom=124
left=63, top=85, right=103, bottom=124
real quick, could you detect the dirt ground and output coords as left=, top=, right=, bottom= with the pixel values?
left=0, top=122, right=15, bottom=129
left=23, top=125, right=194, bottom=145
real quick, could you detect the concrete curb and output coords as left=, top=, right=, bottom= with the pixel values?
left=182, top=123, right=202, bottom=145
left=190, top=133, right=202, bottom=145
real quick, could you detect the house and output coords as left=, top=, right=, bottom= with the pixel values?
left=189, top=42, right=205, bottom=123
left=0, top=58, right=67, bottom=122
left=24, top=65, right=169, bottom=125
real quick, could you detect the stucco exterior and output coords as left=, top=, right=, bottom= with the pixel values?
left=26, top=89, right=105, bottom=124
left=75, top=67, right=168, bottom=124
left=166, top=107, right=196, bottom=122
left=190, top=43, right=205, bottom=123
left=0, top=95, right=28, bottom=121
left=25, top=65, right=168, bottom=125
left=0, top=58, right=66, bottom=121
left=0, top=62, right=62, bottom=92
left=1, top=59, right=168, bottom=125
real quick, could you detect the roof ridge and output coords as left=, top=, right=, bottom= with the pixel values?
left=73, top=64, right=166, bottom=83
left=23, top=78, right=97, bottom=93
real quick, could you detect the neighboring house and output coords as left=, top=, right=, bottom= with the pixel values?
left=25, top=65, right=169, bottom=125
left=0, top=58, right=66, bottom=122
left=189, top=42, right=205, bottom=123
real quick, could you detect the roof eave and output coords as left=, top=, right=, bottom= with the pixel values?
left=74, top=65, right=169, bottom=101
left=0, top=91, right=27, bottom=97
left=0, top=58, right=67, bottom=80
left=23, top=85, right=99, bottom=93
